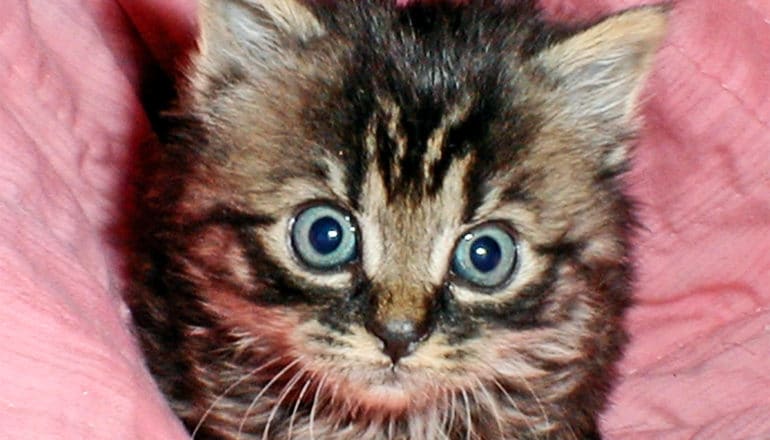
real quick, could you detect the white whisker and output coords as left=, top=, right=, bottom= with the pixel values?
left=564, top=416, right=580, bottom=440
left=309, top=373, right=328, bottom=440
left=460, top=387, right=473, bottom=440
left=473, top=376, right=504, bottom=437
left=477, top=357, right=542, bottom=439
left=446, top=389, right=457, bottom=438
left=191, top=353, right=278, bottom=439
left=490, top=376, right=536, bottom=437
left=437, top=388, right=452, bottom=440
left=327, top=376, right=342, bottom=431
left=287, top=375, right=314, bottom=440
left=237, top=358, right=302, bottom=440
left=262, top=364, right=307, bottom=440
left=519, top=373, right=550, bottom=434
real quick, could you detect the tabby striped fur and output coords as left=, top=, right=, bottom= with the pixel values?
left=128, top=1, right=667, bottom=438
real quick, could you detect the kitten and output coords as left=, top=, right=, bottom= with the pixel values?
left=128, top=0, right=667, bottom=438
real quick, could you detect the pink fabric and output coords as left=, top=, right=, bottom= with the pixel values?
left=0, top=0, right=767, bottom=438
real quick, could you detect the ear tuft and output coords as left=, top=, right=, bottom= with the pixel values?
left=197, top=0, right=325, bottom=70
left=535, top=6, right=669, bottom=125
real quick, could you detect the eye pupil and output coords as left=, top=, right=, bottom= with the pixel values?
left=470, top=236, right=502, bottom=273
left=308, top=216, right=343, bottom=255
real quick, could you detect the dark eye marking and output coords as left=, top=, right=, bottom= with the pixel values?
left=184, top=205, right=275, bottom=231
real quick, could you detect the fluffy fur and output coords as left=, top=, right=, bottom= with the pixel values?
left=128, top=1, right=667, bottom=438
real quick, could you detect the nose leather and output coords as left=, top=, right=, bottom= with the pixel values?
left=367, top=318, right=430, bottom=364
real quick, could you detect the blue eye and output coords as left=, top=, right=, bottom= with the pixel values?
left=452, top=224, right=517, bottom=288
left=291, top=205, right=357, bottom=270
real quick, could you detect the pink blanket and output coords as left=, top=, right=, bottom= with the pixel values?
left=1, top=0, right=768, bottom=438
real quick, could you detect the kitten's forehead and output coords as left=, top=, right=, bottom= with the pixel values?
left=309, top=3, right=546, bottom=216
left=357, top=100, right=475, bottom=283
left=362, top=96, right=476, bottom=202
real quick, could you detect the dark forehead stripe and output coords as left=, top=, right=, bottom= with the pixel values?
left=388, top=99, right=443, bottom=197
left=305, top=0, right=548, bottom=210
left=367, top=96, right=480, bottom=200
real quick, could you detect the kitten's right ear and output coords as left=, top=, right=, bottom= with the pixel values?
left=533, top=6, right=668, bottom=126
left=197, top=0, right=325, bottom=66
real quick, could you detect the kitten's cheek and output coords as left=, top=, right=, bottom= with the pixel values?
left=205, top=289, right=304, bottom=346
left=184, top=224, right=255, bottom=291
left=182, top=225, right=305, bottom=342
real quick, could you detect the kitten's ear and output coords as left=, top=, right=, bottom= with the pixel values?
left=197, top=0, right=325, bottom=65
left=534, top=6, right=668, bottom=126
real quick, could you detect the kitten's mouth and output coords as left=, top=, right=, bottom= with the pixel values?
left=344, top=377, right=422, bottom=413
left=324, top=365, right=448, bottom=414
left=370, top=367, right=415, bottom=390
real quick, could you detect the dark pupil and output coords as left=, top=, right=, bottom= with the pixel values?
left=308, top=216, right=343, bottom=254
left=470, top=236, right=502, bottom=273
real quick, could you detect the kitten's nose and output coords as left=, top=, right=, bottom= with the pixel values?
left=368, top=319, right=430, bottom=364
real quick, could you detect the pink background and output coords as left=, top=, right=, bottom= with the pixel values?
left=0, top=0, right=768, bottom=438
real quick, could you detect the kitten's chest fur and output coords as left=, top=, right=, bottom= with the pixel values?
left=128, top=1, right=667, bottom=439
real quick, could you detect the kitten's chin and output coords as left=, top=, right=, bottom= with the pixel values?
left=330, top=367, right=444, bottom=414
left=359, top=383, right=415, bottom=412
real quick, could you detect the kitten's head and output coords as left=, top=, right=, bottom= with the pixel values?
left=137, top=0, right=667, bottom=437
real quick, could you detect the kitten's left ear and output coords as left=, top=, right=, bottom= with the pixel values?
left=197, top=0, right=326, bottom=70
left=534, top=6, right=669, bottom=128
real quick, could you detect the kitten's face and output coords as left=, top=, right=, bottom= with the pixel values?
left=133, top=1, right=666, bottom=438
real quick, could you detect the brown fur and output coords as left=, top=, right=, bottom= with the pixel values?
left=128, top=1, right=667, bottom=438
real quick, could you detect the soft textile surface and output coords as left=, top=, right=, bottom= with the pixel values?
left=0, top=0, right=767, bottom=438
